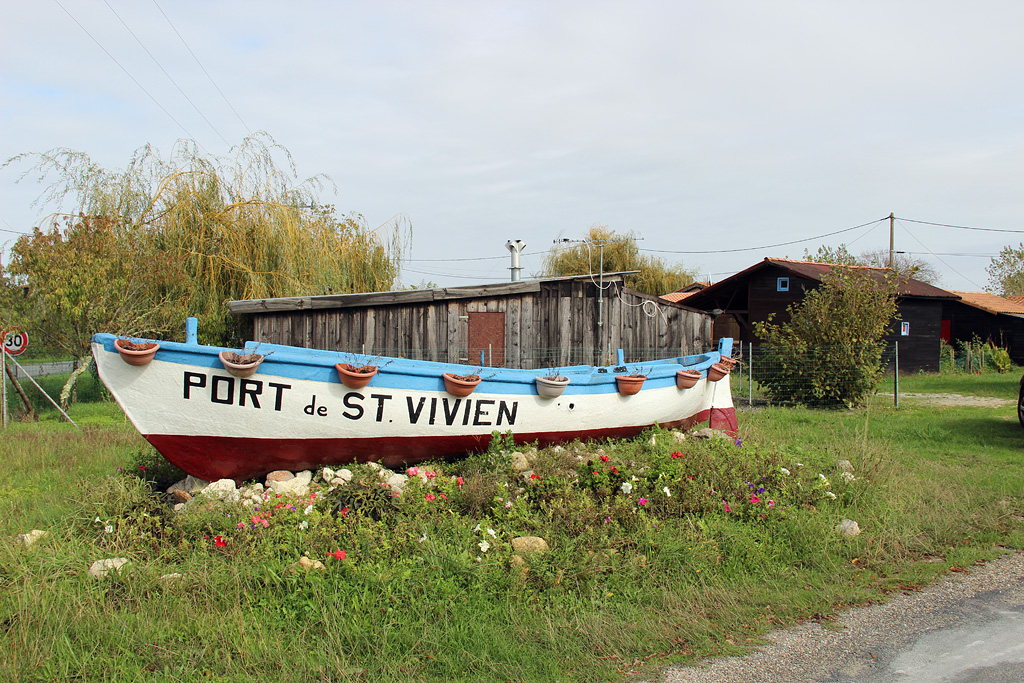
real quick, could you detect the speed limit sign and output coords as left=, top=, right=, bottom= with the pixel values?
left=2, top=328, right=28, bottom=356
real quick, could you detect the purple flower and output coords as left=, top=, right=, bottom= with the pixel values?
left=734, top=438, right=742, bottom=447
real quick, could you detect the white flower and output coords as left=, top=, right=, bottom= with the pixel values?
left=303, top=505, right=314, bottom=515
left=819, top=473, right=827, bottom=481
left=796, top=462, right=804, bottom=467
left=104, top=525, right=114, bottom=534
left=825, top=491, right=837, bottom=499
left=472, top=523, right=481, bottom=532
left=780, top=467, right=791, bottom=476
left=94, top=517, right=101, bottom=523
left=418, top=534, right=427, bottom=543
left=662, top=486, right=672, bottom=497
left=478, top=540, right=491, bottom=553
left=299, top=520, right=309, bottom=530
left=621, top=482, right=633, bottom=494
left=486, top=528, right=497, bottom=538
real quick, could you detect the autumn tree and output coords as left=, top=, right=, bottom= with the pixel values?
left=754, top=268, right=899, bottom=408
left=2, top=133, right=408, bottom=355
left=541, top=225, right=697, bottom=296
left=986, top=243, right=1024, bottom=296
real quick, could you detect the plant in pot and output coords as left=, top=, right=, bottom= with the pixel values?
left=707, top=362, right=730, bottom=382
left=114, top=338, right=160, bottom=366
left=675, top=369, right=701, bottom=389
left=615, top=371, right=647, bottom=395
left=336, top=362, right=379, bottom=389
left=535, top=370, right=570, bottom=398
left=219, top=350, right=265, bottom=378
left=443, top=371, right=482, bottom=397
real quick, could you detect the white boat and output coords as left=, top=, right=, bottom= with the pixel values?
left=91, top=319, right=737, bottom=481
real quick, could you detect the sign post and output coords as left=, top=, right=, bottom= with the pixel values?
left=2, top=327, right=29, bottom=429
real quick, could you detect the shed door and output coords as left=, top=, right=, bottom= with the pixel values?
left=468, top=312, right=505, bottom=367
left=941, top=319, right=951, bottom=343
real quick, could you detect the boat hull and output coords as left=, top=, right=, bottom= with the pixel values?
left=92, top=333, right=737, bottom=481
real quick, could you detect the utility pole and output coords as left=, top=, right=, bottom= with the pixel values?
left=889, top=212, right=895, bottom=272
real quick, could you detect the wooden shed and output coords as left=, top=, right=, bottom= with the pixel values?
left=943, top=291, right=1024, bottom=364
left=228, top=273, right=712, bottom=370
left=668, top=258, right=959, bottom=373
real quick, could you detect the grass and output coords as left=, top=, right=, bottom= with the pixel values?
left=1, top=370, right=1022, bottom=682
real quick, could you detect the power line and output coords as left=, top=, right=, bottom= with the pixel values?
left=896, top=219, right=985, bottom=290
left=151, top=0, right=252, bottom=136
left=896, top=217, right=1024, bottom=233
left=52, top=0, right=205, bottom=150
left=102, top=0, right=231, bottom=147
left=639, top=218, right=889, bottom=255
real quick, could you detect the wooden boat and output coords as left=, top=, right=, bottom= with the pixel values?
left=92, top=319, right=738, bottom=481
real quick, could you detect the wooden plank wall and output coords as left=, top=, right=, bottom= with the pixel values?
left=250, top=280, right=711, bottom=368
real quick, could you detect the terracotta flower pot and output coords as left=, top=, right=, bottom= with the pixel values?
left=615, top=374, right=646, bottom=395
left=219, top=351, right=264, bottom=378
left=336, top=363, right=378, bottom=389
left=535, top=375, right=569, bottom=399
left=707, top=363, right=729, bottom=382
left=675, top=369, right=701, bottom=389
left=719, top=355, right=740, bottom=370
left=114, top=339, right=160, bottom=366
left=443, top=372, right=481, bottom=397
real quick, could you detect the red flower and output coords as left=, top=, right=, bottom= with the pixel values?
left=328, top=549, right=346, bottom=560
left=214, top=536, right=226, bottom=547
left=671, top=451, right=684, bottom=459
left=600, top=455, right=609, bottom=462
left=340, top=507, right=349, bottom=517
left=530, top=473, right=540, bottom=480
left=610, top=467, right=619, bottom=474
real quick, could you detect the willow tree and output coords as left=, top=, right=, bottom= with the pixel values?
left=3, top=133, right=408, bottom=356
left=541, top=225, right=697, bottom=295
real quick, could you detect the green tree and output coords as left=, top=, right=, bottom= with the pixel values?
left=754, top=268, right=899, bottom=408
left=2, top=134, right=408, bottom=354
left=542, top=225, right=697, bottom=295
left=804, top=244, right=940, bottom=285
left=986, top=243, right=1024, bottom=296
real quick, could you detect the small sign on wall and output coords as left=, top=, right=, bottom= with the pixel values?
left=900, top=322, right=910, bottom=336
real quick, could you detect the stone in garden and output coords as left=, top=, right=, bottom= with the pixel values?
left=202, top=478, right=240, bottom=503
left=550, top=445, right=564, bottom=454
left=366, top=462, right=382, bottom=472
left=169, top=489, right=191, bottom=505
left=509, top=451, right=530, bottom=472
left=167, top=479, right=187, bottom=496
left=292, top=556, right=326, bottom=572
left=269, top=470, right=312, bottom=496
left=511, top=536, right=549, bottom=554
left=321, top=467, right=336, bottom=482
left=173, top=503, right=185, bottom=512
left=692, top=428, right=729, bottom=440
left=672, top=431, right=687, bottom=443
left=89, top=557, right=130, bottom=579
left=521, top=470, right=535, bottom=481
left=836, top=460, right=854, bottom=473
left=836, top=519, right=861, bottom=538
left=159, top=573, right=184, bottom=584
left=386, top=473, right=409, bottom=492
left=16, top=529, right=48, bottom=549
left=648, top=436, right=657, bottom=447
left=265, top=470, right=294, bottom=483
left=184, top=475, right=209, bottom=494
left=335, top=469, right=353, bottom=483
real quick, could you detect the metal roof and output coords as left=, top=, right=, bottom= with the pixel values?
left=949, top=291, right=1024, bottom=316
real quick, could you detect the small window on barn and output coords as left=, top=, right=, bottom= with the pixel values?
left=777, top=277, right=789, bottom=292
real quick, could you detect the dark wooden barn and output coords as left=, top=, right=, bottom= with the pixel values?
left=228, top=273, right=713, bottom=370
left=944, top=291, right=1024, bottom=364
left=668, top=258, right=959, bottom=373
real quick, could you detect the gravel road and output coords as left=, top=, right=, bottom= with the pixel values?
left=646, top=551, right=1024, bottom=683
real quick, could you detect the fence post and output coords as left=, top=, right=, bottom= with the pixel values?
left=894, top=341, right=899, bottom=409
left=748, top=342, right=753, bottom=407
left=1, top=347, right=6, bottom=429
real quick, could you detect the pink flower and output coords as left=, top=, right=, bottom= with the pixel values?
left=456, top=476, right=464, bottom=489
left=638, top=497, right=648, bottom=506
left=407, top=467, right=419, bottom=476
left=425, top=493, right=436, bottom=502
left=426, top=471, right=436, bottom=480
left=750, top=495, right=761, bottom=504
left=767, top=499, right=775, bottom=508
left=723, top=501, right=731, bottom=512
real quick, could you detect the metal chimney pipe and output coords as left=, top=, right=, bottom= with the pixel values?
left=506, top=240, right=526, bottom=282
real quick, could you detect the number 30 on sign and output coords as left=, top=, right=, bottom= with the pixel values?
left=3, top=328, right=29, bottom=356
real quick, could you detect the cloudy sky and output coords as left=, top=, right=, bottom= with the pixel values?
left=2, top=0, right=1023, bottom=291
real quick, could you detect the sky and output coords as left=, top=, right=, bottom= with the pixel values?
left=2, top=0, right=1023, bottom=292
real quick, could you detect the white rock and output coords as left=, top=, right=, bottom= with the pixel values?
left=366, top=462, right=382, bottom=472
left=511, top=536, right=549, bottom=554
left=293, top=470, right=312, bottom=486
left=173, top=503, right=186, bottom=512
left=89, top=557, right=130, bottom=579
left=184, top=475, right=209, bottom=494
left=648, top=436, right=657, bottom=447
left=269, top=477, right=309, bottom=497
left=377, top=468, right=394, bottom=481
left=836, top=460, right=854, bottom=473
left=386, top=473, right=409, bottom=492
left=159, top=572, right=184, bottom=584
left=836, top=519, right=861, bottom=538
left=550, top=446, right=564, bottom=454
left=510, top=452, right=530, bottom=472
left=335, top=469, right=353, bottom=483
left=166, top=479, right=187, bottom=495
left=321, top=467, right=336, bottom=482
left=672, top=431, right=687, bottom=443
left=16, top=529, right=48, bottom=549
left=202, top=478, right=240, bottom=503
left=265, top=470, right=294, bottom=483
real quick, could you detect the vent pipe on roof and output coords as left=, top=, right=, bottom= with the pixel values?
left=506, top=240, right=526, bottom=282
